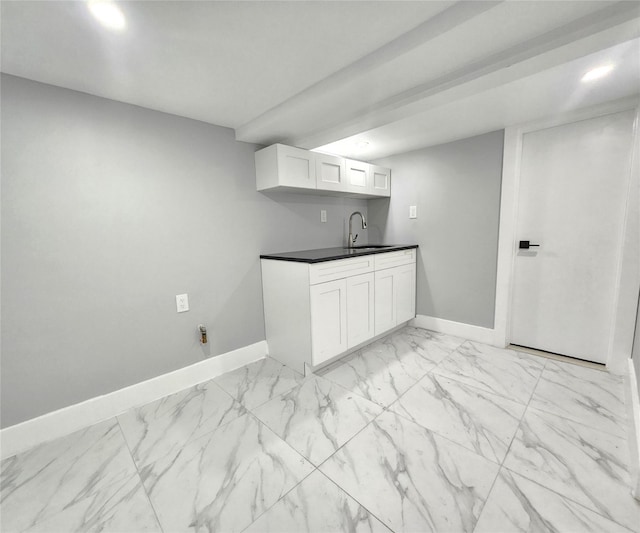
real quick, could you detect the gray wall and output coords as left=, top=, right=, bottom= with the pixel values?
left=1, top=74, right=368, bottom=427
left=369, top=131, right=504, bottom=328
left=634, top=297, right=640, bottom=395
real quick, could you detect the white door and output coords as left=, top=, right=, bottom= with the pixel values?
left=310, top=279, right=347, bottom=365
left=347, top=272, right=375, bottom=348
left=316, top=153, right=346, bottom=192
left=510, top=111, right=635, bottom=363
left=395, top=263, right=416, bottom=324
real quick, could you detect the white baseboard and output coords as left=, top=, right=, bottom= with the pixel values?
left=625, top=358, right=640, bottom=500
left=0, top=341, right=267, bottom=460
left=411, top=315, right=499, bottom=346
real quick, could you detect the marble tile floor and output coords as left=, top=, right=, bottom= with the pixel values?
left=1, top=326, right=639, bottom=532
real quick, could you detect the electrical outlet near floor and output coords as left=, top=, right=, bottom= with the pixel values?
left=409, top=205, right=417, bottom=219
left=176, top=293, right=189, bottom=313
left=321, top=209, right=327, bottom=223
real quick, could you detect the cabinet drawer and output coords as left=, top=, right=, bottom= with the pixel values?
left=374, top=249, right=416, bottom=270
left=309, top=256, right=375, bottom=285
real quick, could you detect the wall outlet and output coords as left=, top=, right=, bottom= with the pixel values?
left=320, top=209, right=327, bottom=223
left=409, top=205, right=417, bottom=219
left=176, top=293, right=189, bottom=313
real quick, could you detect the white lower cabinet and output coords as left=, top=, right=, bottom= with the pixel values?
left=374, top=268, right=396, bottom=335
left=310, top=279, right=347, bottom=366
left=261, top=248, right=416, bottom=374
left=374, top=263, right=416, bottom=335
left=346, top=272, right=375, bottom=349
left=395, top=263, right=417, bottom=324
left=310, top=271, right=375, bottom=366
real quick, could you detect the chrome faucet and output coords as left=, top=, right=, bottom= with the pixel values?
left=348, top=211, right=367, bottom=247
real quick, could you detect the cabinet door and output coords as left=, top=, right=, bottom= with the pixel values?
left=370, top=165, right=391, bottom=197
left=277, top=145, right=316, bottom=189
left=310, top=279, right=347, bottom=366
left=347, top=272, right=375, bottom=348
left=316, top=153, right=346, bottom=192
left=374, top=268, right=396, bottom=336
left=345, top=159, right=371, bottom=194
left=395, top=263, right=416, bottom=324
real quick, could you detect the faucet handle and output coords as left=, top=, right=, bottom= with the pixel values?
left=353, top=234, right=358, bottom=243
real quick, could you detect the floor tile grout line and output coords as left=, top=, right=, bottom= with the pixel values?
left=115, top=418, right=165, bottom=533
left=315, top=401, right=497, bottom=533
left=237, top=468, right=319, bottom=533
left=470, top=357, right=549, bottom=533
left=1, top=418, right=149, bottom=533
left=243, top=408, right=330, bottom=471
left=118, top=400, right=250, bottom=473
left=469, top=465, right=502, bottom=533
left=313, top=409, right=401, bottom=530
left=247, top=336, right=468, bottom=469
left=131, top=407, right=317, bottom=533
left=7, top=330, right=632, bottom=532
left=248, top=371, right=381, bottom=417
left=523, top=357, right=629, bottom=438
left=427, top=342, right=547, bottom=409
left=243, top=332, right=471, bottom=533
left=314, top=467, right=397, bottom=533
left=494, top=356, right=640, bottom=532
left=385, top=396, right=506, bottom=467
left=499, top=463, right=637, bottom=533
left=314, top=407, right=387, bottom=472
left=317, top=334, right=464, bottom=410
left=315, top=357, right=417, bottom=409
left=520, top=404, right=631, bottom=440
left=370, top=336, right=525, bottom=531
left=524, top=372, right=629, bottom=436
left=426, top=366, right=532, bottom=408
left=247, top=375, right=385, bottom=466
left=238, top=395, right=394, bottom=531
left=215, top=358, right=306, bottom=413
left=499, top=356, right=549, bottom=468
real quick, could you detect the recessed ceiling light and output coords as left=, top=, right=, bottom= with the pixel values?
left=581, top=64, right=614, bottom=82
left=88, top=1, right=126, bottom=31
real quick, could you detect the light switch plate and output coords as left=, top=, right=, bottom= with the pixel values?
left=321, top=209, right=327, bottom=223
left=409, top=205, right=417, bottom=219
left=176, top=294, right=189, bottom=313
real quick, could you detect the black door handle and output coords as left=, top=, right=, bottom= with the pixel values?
left=519, top=240, right=540, bottom=250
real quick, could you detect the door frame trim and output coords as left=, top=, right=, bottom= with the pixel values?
left=494, top=95, right=640, bottom=372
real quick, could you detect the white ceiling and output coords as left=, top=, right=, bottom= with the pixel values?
left=2, top=1, right=639, bottom=159
left=317, top=38, right=640, bottom=159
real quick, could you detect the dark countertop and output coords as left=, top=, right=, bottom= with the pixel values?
left=260, top=244, right=418, bottom=264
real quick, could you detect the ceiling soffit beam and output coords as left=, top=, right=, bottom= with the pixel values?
left=235, top=0, right=502, bottom=143
left=289, top=1, right=639, bottom=150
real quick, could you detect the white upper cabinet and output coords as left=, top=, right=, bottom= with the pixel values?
left=370, top=164, right=391, bottom=197
left=255, top=144, right=316, bottom=191
left=316, top=153, right=346, bottom=192
left=345, top=159, right=371, bottom=195
left=255, top=143, right=390, bottom=198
